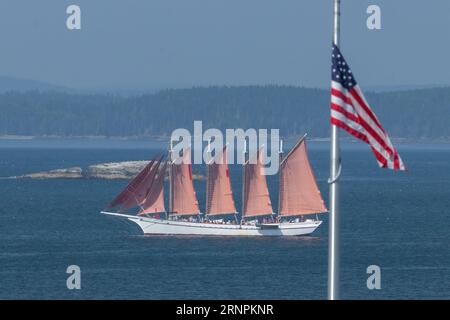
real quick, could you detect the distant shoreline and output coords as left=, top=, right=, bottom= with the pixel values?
left=0, top=135, right=449, bottom=144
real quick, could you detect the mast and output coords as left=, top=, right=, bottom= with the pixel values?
left=241, top=139, right=248, bottom=223
left=205, top=138, right=212, bottom=219
left=329, top=0, right=342, bottom=301
left=277, top=139, right=283, bottom=221
left=169, top=140, right=174, bottom=219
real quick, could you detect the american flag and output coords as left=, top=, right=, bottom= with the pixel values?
left=331, top=44, right=406, bottom=171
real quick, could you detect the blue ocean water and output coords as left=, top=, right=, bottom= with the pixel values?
left=0, top=140, right=449, bottom=299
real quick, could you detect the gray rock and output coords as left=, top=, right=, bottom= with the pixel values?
left=21, top=167, right=83, bottom=179
left=88, top=161, right=149, bottom=179
left=4, top=161, right=205, bottom=181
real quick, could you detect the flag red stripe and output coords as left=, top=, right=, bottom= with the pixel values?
left=393, top=151, right=400, bottom=170
left=371, top=146, right=388, bottom=168
left=331, top=117, right=369, bottom=143
left=332, top=110, right=399, bottom=169
left=331, top=88, right=353, bottom=106
left=350, top=88, right=386, bottom=134
left=331, top=103, right=360, bottom=124
left=332, top=100, right=395, bottom=157
left=334, top=82, right=392, bottom=153
left=333, top=88, right=396, bottom=157
left=355, top=113, right=395, bottom=157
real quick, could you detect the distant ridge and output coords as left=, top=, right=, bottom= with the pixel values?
left=366, top=84, right=450, bottom=93
left=0, top=75, right=184, bottom=96
left=0, top=85, right=448, bottom=141
left=0, top=76, right=71, bottom=93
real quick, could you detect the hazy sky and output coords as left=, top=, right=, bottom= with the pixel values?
left=0, top=0, right=449, bottom=89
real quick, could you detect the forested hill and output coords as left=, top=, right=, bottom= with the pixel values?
left=0, top=85, right=449, bottom=141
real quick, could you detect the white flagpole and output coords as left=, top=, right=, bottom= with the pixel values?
left=328, top=0, right=341, bottom=300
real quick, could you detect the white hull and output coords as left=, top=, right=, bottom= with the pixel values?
left=102, top=211, right=322, bottom=237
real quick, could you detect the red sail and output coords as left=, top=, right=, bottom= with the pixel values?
left=171, top=148, right=200, bottom=215
left=139, top=162, right=167, bottom=215
left=120, top=157, right=162, bottom=210
left=106, top=159, right=156, bottom=210
left=243, top=147, right=273, bottom=217
left=206, top=146, right=237, bottom=215
left=279, top=138, right=327, bottom=216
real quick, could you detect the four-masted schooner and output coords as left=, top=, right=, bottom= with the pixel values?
left=101, top=135, right=327, bottom=236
